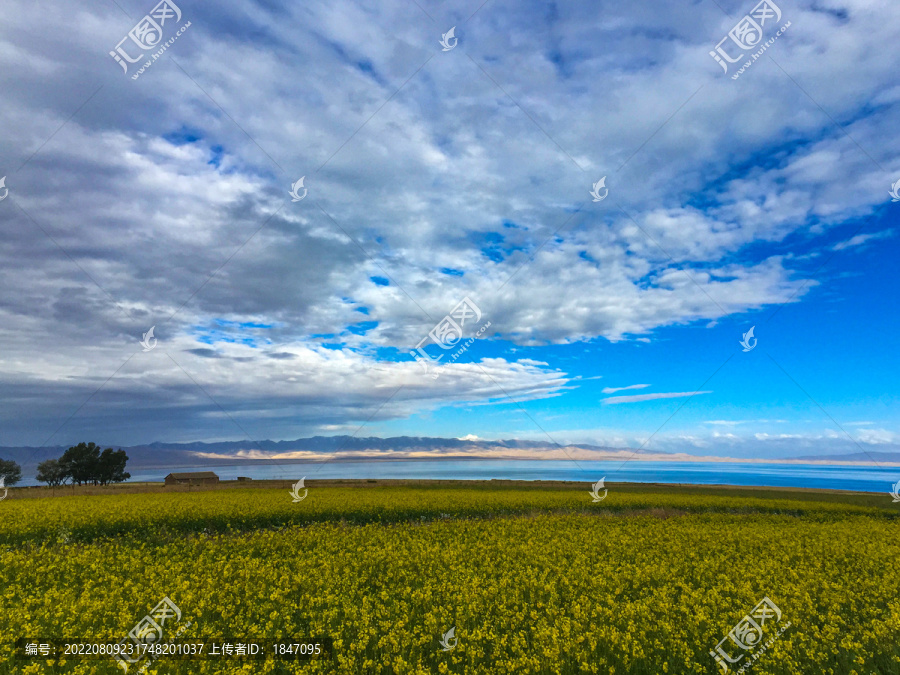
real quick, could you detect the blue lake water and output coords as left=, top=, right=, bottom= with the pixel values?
left=110, top=459, right=899, bottom=494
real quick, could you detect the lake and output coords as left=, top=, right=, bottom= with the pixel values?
left=102, top=459, right=900, bottom=494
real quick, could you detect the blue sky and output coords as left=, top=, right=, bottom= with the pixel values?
left=0, top=0, right=897, bottom=459
left=366, top=204, right=900, bottom=456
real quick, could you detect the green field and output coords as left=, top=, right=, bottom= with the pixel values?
left=2, top=482, right=899, bottom=674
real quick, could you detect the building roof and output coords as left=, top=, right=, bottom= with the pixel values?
left=165, top=471, right=219, bottom=479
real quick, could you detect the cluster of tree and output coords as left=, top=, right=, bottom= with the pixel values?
left=0, top=458, right=22, bottom=485
left=36, top=442, right=131, bottom=487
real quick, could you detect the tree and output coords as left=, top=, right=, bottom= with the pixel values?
left=59, top=442, right=102, bottom=485
left=0, top=458, right=22, bottom=486
left=56, top=443, right=130, bottom=486
left=97, top=448, right=130, bottom=485
left=36, top=458, right=67, bottom=487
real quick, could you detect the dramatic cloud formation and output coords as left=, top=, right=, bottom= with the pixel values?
left=0, top=0, right=896, bottom=455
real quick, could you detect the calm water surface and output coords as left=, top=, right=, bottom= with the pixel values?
left=108, top=459, right=899, bottom=494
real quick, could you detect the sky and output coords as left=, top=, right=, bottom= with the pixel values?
left=0, top=0, right=897, bottom=460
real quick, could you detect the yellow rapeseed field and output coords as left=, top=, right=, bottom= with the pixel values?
left=1, top=484, right=899, bottom=674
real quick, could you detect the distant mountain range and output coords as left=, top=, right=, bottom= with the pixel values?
left=1, top=436, right=655, bottom=469
left=2, top=437, right=898, bottom=470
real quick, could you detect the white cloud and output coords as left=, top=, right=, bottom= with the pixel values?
left=854, top=428, right=897, bottom=445
left=602, top=391, right=712, bottom=405
left=601, top=384, right=650, bottom=394
left=832, top=230, right=894, bottom=251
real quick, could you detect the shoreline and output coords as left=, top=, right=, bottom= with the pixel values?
left=11, top=458, right=897, bottom=493
left=166, top=453, right=900, bottom=468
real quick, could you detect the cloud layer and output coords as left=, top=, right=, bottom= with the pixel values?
left=0, top=0, right=896, bottom=448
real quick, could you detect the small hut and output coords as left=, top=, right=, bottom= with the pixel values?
left=164, top=471, right=219, bottom=486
